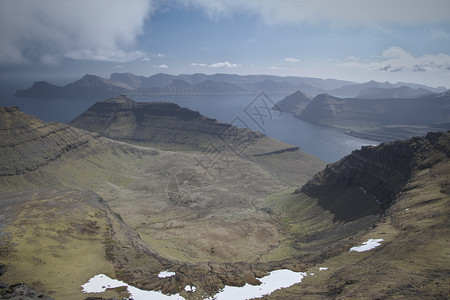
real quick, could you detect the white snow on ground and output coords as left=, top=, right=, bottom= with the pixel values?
left=184, top=285, right=196, bottom=292
left=81, top=274, right=184, bottom=299
left=350, top=239, right=384, bottom=252
left=83, top=269, right=308, bottom=300
left=81, top=274, right=127, bottom=293
left=158, top=270, right=176, bottom=278
left=319, top=267, right=328, bottom=271
left=207, top=269, right=308, bottom=300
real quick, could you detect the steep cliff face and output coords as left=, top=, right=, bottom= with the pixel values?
left=0, top=105, right=159, bottom=191
left=0, top=106, right=98, bottom=177
left=300, top=131, right=450, bottom=222
left=271, top=131, right=450, bottom=299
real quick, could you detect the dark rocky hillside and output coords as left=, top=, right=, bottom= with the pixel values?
left=268, top=131, right=450, bottom=299
left=300, top=131, right=449, bottom=221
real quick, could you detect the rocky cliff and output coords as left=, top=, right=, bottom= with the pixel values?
left=269, top=131, right=450, bottom=299
left=300, top=131, right=450, bottom=221
left=0, top=106, right=98, bottom=177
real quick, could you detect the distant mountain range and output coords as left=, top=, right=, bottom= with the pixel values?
left=356, top=86, right=433, bottom=99
left=327, top=80, right=446, bottom=97
left=15, top=72, right=448, bottom=99
left=274, top=89, right=450, bottom=141
left=15, top=74, right=132, bottom=98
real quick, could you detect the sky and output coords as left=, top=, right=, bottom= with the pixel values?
left=1, top=0, right=450, bottom=88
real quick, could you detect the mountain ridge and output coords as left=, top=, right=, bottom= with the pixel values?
left=16, top=72, right=446, bottom=99
left=69, top=95, right=325, bottom=185
left=296, top=91, right=450, bottom=141
left=356, top=85, right=433, bottom=99
left=15, top=74, right=132, bottom=98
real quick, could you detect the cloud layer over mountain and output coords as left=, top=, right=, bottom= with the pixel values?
left=0, top=0, right=152, bottom=64
left=339, top=46, right=450, bottom=73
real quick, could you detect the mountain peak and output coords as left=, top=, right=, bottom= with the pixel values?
left=272, top=90, right=311, bottom=113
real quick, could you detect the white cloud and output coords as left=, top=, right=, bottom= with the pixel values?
left=0, top=0, right=152, bottom=65
left=153, top=64, right=168, bottom=69
left=66, top=49, right=149, bottom=63
left=285, top=57, right=300, bottom=62
left=179, top=0, right=450, bottom=27
left=209, top=61, right=241, bottom=68
left=191, top=61, right=241, bottom=68
left=191, top=62, right=208, bottom=67
left=338, top=46, right=450, bottom=72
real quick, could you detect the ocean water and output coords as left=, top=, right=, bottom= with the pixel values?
left=0, top=84, right=377, bottom=162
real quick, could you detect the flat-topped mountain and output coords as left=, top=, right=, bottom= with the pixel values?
left=69, top=95, right=258, bottom=150
left=69, top=96, right=325, bottom=185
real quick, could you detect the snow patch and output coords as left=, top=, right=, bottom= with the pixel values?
left=350, top=239, right=384, bottom=252
left=207, top=269, right=307, bottom=300
left=319, top=267, right=328, bottom=271
left=83, top=269, right=308, bottom=300
left=82, top=274, right=184, bottom=299
left=158, top=270, right=176, bottom=278
left=184, top=285, right=196, bottom=292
